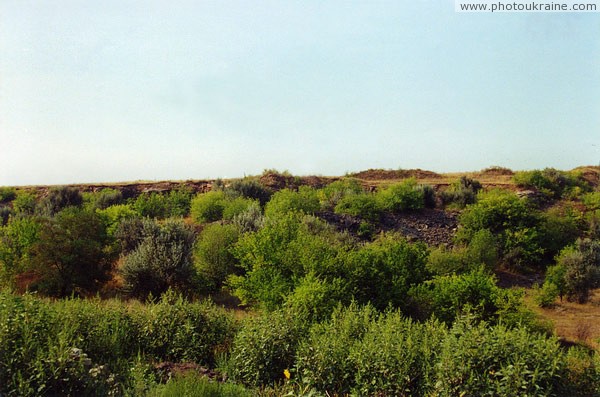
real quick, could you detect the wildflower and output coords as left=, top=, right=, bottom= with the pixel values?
left=283, top=368, right=291, bottom=379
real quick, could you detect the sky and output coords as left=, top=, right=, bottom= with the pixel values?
left=1, top=0, right=599, bottom=185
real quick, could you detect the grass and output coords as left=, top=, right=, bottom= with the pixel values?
left=525, top=288, right=600, bottom=351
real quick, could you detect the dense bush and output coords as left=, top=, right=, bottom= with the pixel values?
left=191, top=191, right=227, bottom=222
left=167, top=187, right=194, bottom=217
left=120, top=219, right=197, bottom=298
left=345, top=233, right=430, bottom=310
left=334, top=192, right=380, bottom=221
left=318, top=178, right=363, bottom=210
left=86, top=188, right=123, bottom=210
left=434, top=317, right=566, bottom=396
left=132, top=192, right=170, bottom=219
left=427, top=230, right=498, bottom=276
left=408, top=267, right=519, bottom=325
left=296, top=304, right=447, bottom=396
left=0, top=291, right=236, bottom=396
left=228, top=310, right=305, bottom=387
left=0, top=205, right=10, bottom=226
left=147, top=373, right=251, bottom=397
left=263, top=187, right=320, bottom=217
left=29, top=207, right=113, bottom=296
left=582, top=191, right=600, bottom=210
left=222, top=197, right=258, bottom=221
left=194, top=223, right=241, bottom=291
left=295, top=303, right=378, bottom=394
left=229, top=213, right=346, bottom=309
left=12, top=191, right=37, bottom=215
left=350, top=314, right=445, bottom=396
left=132, top=291, right=237, bottom=365
left=0, top=187, right=16, bottom=203
left=513, top=168, right=589, bottom=200
left=376, top=178, right=426, bottom=212
left=458, top=189, right=544, bottom=269
left=0, top=216, right=41, bottom=287
left=538, top=206, right=582, bottom=263
left=226, top=178, right=272, bottom=206
left=554, top=238, right=600, bottom=303
left=39, top=186, right=83, bottom=216
left=96, top=203, right=139, bottom=236
left=283, top=273, right=348, bottom=323
left=440, top=176, right=482, bottom=208
left=231, top=202, right=265, bottom=233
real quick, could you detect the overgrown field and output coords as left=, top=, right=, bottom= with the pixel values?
left=1, top=166, right=599, bottom=396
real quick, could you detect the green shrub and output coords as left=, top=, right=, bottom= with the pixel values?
left=39, top=186, right=83, bottom=216
left=538, top=206, right=582, bottom=263
left=114, top=216, right=157, bottom=254
left=534, top=281, right=560, bottom=308
left=556, top=238, right=600, bottom=303
left=376, top=178, right=425, bottom=212
left=544, top=263, right=567, bottom=301
left=458, top=189, right=543, bottom=269
left=229, top=214, right=345, bottom=309
left=120, top=219, right=197, bottom=298
left=0, top=205, right=10, bottom=225
left=0, top=290, right=237, bottom=396
left=295, top=303, right=377, bottom=394
left=465, top=228, right=499, bottom=270
left=231, top=202, right=265, bottom=233
left=264, top=187, right=320, bottom=217
left=345, top=233, right=429, bottom=310
left=132, top=192, right=170, bottom=219
left=350, top=314, right=445, bottom=397
left=226, top=178, right=272, bottom=206
left=12, top=191, right=37, bottom=215
left=133, top=291, right=236, bottom=365
left=147, top=372, right=251, bottom=397
left=0, top=216, right=41, bottom=287
left=87, top=188, right=123, bottom=210
left=222, top=197, right=258, bottom=221
left=0, top=293, right=119, bottom=396
left=334, top=192, right=380, bottom=221
left=408, top=267, right=502, bottom=324
left=191, top=191, right=227, bottom=223
left=434, top=317, right=565, bottom=396
left=0, top=187, right=16, bottom=203
left=29, top=207, right=113, bottom=296
left=167, top=187, right=194, bottom=217
left=283, top=273, right=348, bottom=323
left=318, top=178, right=363, bottom=210
left=96, top=203, right=139, bottom=237
left=513, top=168, right=589, bottom=200
left=426, top=230, right=497, bottom=277
left=440, top=176, right=482, bottom=208
left=418, top=184, right=437, bottom=209
left=426, top=245, right=470, bottom=276
left=228, top=309, right=305, bottom=387
left=582, top=191, right=600, bottom=210
left=195, top=223, right=241, bottom=291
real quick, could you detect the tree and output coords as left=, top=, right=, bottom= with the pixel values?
left=120, top=219, right=197, bottom=298
left=29, top=208, right=113, bottom=296
left=556, top=238, right=600, bottom=303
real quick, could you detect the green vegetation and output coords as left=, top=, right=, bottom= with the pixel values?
left=120, top=219, right=196, bottom=298
left=1, top=168, right=599, bottom=395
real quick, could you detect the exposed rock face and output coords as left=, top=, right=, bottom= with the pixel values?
left=317, top=209, right=458, bottom=246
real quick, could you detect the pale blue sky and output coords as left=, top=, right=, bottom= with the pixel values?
left=1, top=1, right=599, bottom=185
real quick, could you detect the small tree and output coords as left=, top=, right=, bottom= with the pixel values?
left=556, top=239, right=600, bottom=303
left=38, top=186, right=83, bottom=216
left=29, top=208, right=113, bottom=296
left=120, top=219, right=197, bottom=298
left=194, top=223, right=241, bottom=291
